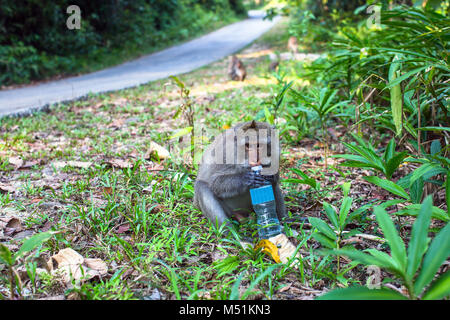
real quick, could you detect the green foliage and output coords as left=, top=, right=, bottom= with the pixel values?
left=0, top=231, right=56, bottom=299
left=319, top=197, right=450, bottom=300
left=0, top=0, right=246, bottom=85
left=334, top=134, right=407, bottom=179
left=283, top=168, right=319, bottom=190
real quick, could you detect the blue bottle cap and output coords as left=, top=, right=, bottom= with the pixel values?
left=250, top=185, right=275, bottom=205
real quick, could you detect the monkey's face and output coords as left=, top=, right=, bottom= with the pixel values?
left=235, top=122, right=280, bottom=175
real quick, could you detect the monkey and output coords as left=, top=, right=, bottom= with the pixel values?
left=228, top=55, right=247, bottom=81
left=287, top=36, right=299, bottom=54
left=268, top=61, right=279, bottom=72
left=193, top=120, right=287, bottom=233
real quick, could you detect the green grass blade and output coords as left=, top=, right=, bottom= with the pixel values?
left=406, top=196, right=433, bottom=281
left=14, top=231, right=56, bottom=260
left=229, top=272, right=244, bottom=300
left=374, top=206, right=407, bottom=275
left=316, top=286, right=407, bottom=300
left=414, top=223, right=450, bottom=296
left=241, top=265, right=278, bottom=300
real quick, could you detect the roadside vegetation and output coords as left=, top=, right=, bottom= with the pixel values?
left=0, top=0, right=247, bottom=87
left=0, top=0, right=448, bottom=300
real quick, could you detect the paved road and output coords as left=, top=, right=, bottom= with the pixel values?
left=0, top=11, right=280, bottom=117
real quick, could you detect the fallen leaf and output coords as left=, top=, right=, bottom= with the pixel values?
left=103, top=186, right=113, bottom=195
left=51, top=161, right=92, bottom=170
left=67, top=161, right=92, bottom=169
left=0, top=217, right=23, bottom=236
left=0, top=182, right=15, bottom=193
left=84, top=258, right=108, bottom=276
left=149, top=141, right=170, bottom=160
left=9, top=157, right=24, bottom=169
left=47, top=248, right=108, bottom=285
left=115, top=224, right=130, bottom=234
left=106, top=159, right=133, bottom=169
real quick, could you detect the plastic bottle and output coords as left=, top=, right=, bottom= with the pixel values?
left=249, top=165, right=282, bottom=239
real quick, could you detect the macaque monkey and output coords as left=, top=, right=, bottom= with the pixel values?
left=287, top=36, right=299, bottom=54
left=228, top=55, right=247, bottom=81
left=268, top=61, right=279, bottom=72
left=194, top=121, right=286, bottom=231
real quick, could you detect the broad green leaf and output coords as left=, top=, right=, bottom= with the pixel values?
left=312, top=233, right=337, bottom=249
left=14, top=231, right=56, bottom=260
left=331, top=248, right=389, bottom=268
left=365, top=248, right=402, bottom=273
left=385, top=152, right=408, bottom=179
left=264, top=107, right=274, bottom=125
left=282, top=178, right=317, bottom=189
left=430, top=140, right=441, bottom=155
left=394, top=204, right=449, bottom=222
left=406, top=196, right=432, bottom=281
left=170, top=75, right=184, bottom=89
left=213, top=256, right=240, bottom=277
left=409, top=177, right=424, bottom=204
left=389, top=55, right=403, bottom=136
left=364, top=176, right=410, bottom=200
left=384, top=139, right=395, bottom=163
left=414, top=223, right=450, bottom=296
left=0, top=244, right=14, bottom=266
left=409, top=163, right=446, bottom=188
left=316, top=286, right=407, bottom=300
left=422, top=270, right=450, bottom=300
left=374, top=206, right=407, bottom=274
left=417, top=126, right=450, bottom=132
left=310, top=217, right=337, bottom=241
left=342, top=182, right=351, bottom=198
left=169, top=127, right=193, bottom=140
left=339, top=197, right=353, bottom=228
left=446, top=174, right=450, bottom=215
left=323, top=202, right=339, bottom=230
left=385, top=66, right=428, bottom=89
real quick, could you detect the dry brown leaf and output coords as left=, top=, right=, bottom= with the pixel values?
left=84, top=258, right=108, bottom=276
left=9, top=157, right=24, bottom=169
left=51, top=161, right=92, bottom=170
left=149, top=141, right=170, bottom=160
left=67, top=161, right=92, bottom=169
left=107, top=159, right=133, bottom=169
left=0, top=182, right=15, bottom=193
left=47, top=248, right=108, bottom=285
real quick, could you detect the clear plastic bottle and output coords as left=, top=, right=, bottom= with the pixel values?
left=249, top=166, right=282, bottom=239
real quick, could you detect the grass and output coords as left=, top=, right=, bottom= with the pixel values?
left=0, top=16, right=446, bottom=300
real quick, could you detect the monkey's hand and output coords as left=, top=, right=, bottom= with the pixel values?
left=261, top=174, right=276, bottom=185
left=244, top=170, right=272, bottom=188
